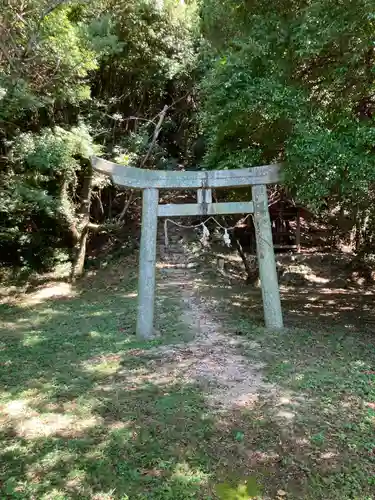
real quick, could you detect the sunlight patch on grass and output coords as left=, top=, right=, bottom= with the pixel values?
left=1, top=398, right=102, bottom=439
left=82, top=358, right=121, bottom=376
left=88, top=310, right=109, bottom=317
left=91, top=492, right=116, bottom=500
left=29, top=449, right=77, bottom=473
left=64, top=469, right=87, bottom=494
left=20, top=282, right=77, bottom=306
left=3, top=399, right=29, bottom=417
left=107, top=419, right=133, bottom=431
left=9, top=412, right=101, bottom=439
left=86, top=330, right=102, bottom=338
left=23, top=334, right=44, bottom=346
left=40, top=488, right=69, bottom=500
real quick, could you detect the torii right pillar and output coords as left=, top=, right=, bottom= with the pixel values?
left=252, top=184, right=283, bottom=329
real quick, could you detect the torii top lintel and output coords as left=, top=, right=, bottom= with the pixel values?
left=91, top=157, right=282, bottom=190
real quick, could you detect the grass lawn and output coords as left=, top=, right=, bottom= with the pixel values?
left=0, top=256, right=374, bottom=499
left=196, top=271, right=375, bottom=500
left=0, top=262, right=210, bottom=499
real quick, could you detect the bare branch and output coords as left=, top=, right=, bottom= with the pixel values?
left=123, top=116, right=156, bottom=124
left=116, top=103, right=170, bottom=220
left=140, top=105, right=168, bottom=168
left=150, top=92, right=189, bottom=121
left=87, top=222, right=123, bottom=232
left=92, top=191, right=104, bottom=216
left=117, top=190, right=134, bottom=222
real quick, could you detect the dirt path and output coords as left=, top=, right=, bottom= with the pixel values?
left=158, top=267, right=274, bottom=409
left=137, top=230, right=278, bottom=411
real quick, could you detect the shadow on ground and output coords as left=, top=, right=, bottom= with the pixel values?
left=192, top=261, right=375, bottom=499
left=0, top=263, right=211, bottom=499
left=194, top=246, right=375, bottom=333
left=0, top=253, right=374, bottom=499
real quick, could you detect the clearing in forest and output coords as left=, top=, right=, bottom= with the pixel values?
left=0, top=237, right=374, bottom=499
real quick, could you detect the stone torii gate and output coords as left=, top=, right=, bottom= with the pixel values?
left=92, top=157, right=283, bottom=339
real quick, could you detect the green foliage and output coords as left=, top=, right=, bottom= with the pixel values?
left=13, top=125, right=93, bottom=175
left=0, top=1, right=108, bottom=119
left=91, top=0, right=200, bottom=165
left=285, top=117, right=375, bottom=203
left=111, top=0, right=198, bottom=79
left=0, top=0, right=200, bottom=272
left=88, top=14, right=125, bottom=57
left=0, top=125, right=95, bottom=269
left=200, top=0, right=375, bottom=207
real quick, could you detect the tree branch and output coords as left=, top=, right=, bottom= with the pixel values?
left=117, top=190, right=134, bottom=222
left=87, top=221, right=123, bottom=232
left=116, top=103, right=171, bottom=220
left=140, top=105, right=168, bottom=168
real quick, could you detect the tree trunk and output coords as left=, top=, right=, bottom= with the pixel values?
left=70, top=164, right=93, bottom=281
left=70, top=226, right=89, bottom=281
left=234, top=238, right=257, bottom=283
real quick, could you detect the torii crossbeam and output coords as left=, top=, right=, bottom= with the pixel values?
left=92, top=157, right=283, bottom=339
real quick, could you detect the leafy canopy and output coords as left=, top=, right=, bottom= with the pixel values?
left=200, top=0, right=375, bottom=205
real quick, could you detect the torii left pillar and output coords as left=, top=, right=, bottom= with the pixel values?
left=137, top=188, right=159, bottom=339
